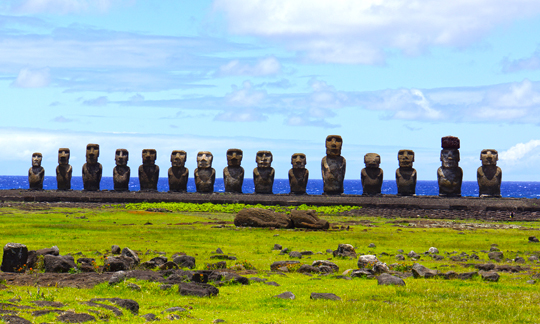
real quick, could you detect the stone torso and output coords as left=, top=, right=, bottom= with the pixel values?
left=195, top=168, right=215, bottom=193
left=139, top=165, right=159, bottom=191
left=477, top=166, right=502, bottom=197
left=361, top=168, right=383, bottom=195
left=56, top=165, right=72, bottom=190
left=396, top=168, right=417, bottom=196
left=82, top=163, right=102, bottom=191
left=113, top=166, right=130, bottom=191
left=168, top=167, right=189, bottom=192
left=223, top=166, right=244, bottom=193
left=437, top=167, right=463, bottom=196
left=28, top=167, right=44, bottom=190
left=289, top=168, right=309, bottom=194
left=321, top=156, right=346, bottom=194
left=254, top=167, right=274, bottom=194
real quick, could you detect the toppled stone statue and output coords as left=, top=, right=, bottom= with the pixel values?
left=168, top=150, right=189, bottom=192
left=361, top=153, right=383, bottom=196
left=82, top=143, right=102, bottom=191
left=113, top=149, right=130, bottom=191
left=437, top=136, right=462, bottom=197
left=289, top=153, right=309, bottom=195
left=223, top=149, right=244, bottom=193
left=139, top=149, right=159, bottom=191
left=290, top=210, right=329, bottom=229
left=234, top=208, right=292, bottom=228
left=253, top=151, right=274, bottom=194
left=56, top=148, right=72, bottom=190
left=28, top=152, right=44, bottom=190
left=477, top=149, right=502, bottom=197
left=321, top=135, right=346, bottom=195
left=396, top=149, right=417, bottom=196
left=194, top=151, right=215, bottom=193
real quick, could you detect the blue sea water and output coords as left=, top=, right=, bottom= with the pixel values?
left=1, top=176, right=540, bottom=198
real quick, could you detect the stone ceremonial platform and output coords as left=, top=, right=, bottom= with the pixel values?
left=0, top=189, right=538, bottom=213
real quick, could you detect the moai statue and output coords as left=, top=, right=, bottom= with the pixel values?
left=82, top=143, right=102, bottom=191
left=56, top=148, right=72, bottom=190
left=321, top=135, right=346, bottom=195
left=288, top=153, right=309, bottom=195
left=361, top=153, right=383, bottom=196
left=194, top=151, right=215, bottom=193
left=396, top=149, right=417, bottom=196
left=139, top=149, right=159, bottom=191
left=28, top=152, right=44, bottom=190
left=477, top=149, right=502, bottom=197
left=168, top=150, right=189, bottom=192
left=437, top=136, right=463, bottom=197
left=113, top=149, right=130, bottom=191
left=253, top=151, right=274, bottom=194
left=223, top=148, right=244, bottom=193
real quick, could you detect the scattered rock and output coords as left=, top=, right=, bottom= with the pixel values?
left=377, top=273, right=406, bottom=286
left=529, top=236, right=539, bottom=243
left=373, top=262, right=389, bottom=274
left=428, top=247, right=439, bottom=254
left=312, top=260, right=339, bottom=273
left=368, top=243, right=376, bottom=248
left=141, top=313, right=157, bottom=321
left=57, top=312, right=96, bottom=323
left=488, top=252, right=504, bottom=262
left=526, top=280, right=536, bottom=284
left=395, top=254, right=405, bottom=261
left=121, top=247, right=140, bottom=265
left=407, top=251, right=420, bottom=259
left=44, top=255, right=77, bottom=273
left=333, top=244, right=356, bottom=258
left=288, top=251, right=302, bottom=259
left=458, top=272, right=478, bottom=280
left=297, top=264, right=320, bottom=274
left=178, top=282, right=219, bottom=297
left=31, top=301, right=65, bottom=308
left=104, top=256, right=134, bottom=272
left=127, top=283, right=141, bottom=291
left=159, top=261, right=179, bottom=270
left=357, top=255, right=379, bottom=268
left=310, top=293, right=341, bottom=301
left=108, top=271, right=126, bottom=285
left=270, top=261, right=300, bottom=271
left=164, top=307, right=187, bottom=313
left=90, top=298, right=139, bottom=315
left=173, top=255, right=196, bottom=269
left=480, top=271, right=500, bottom=282
left=0, top=315, right=32, bottom=324
left=411, top=263, right=438, bottom=278
left=84, top=301, right=123, bottom=316
left=273, top=244, right=282, bottom=250
left=350, top=269, right=375, bottom=279
left=529, top=256, right=539, bottom=262
left=265, top=281, right=280, bottom=286
left=273, top=291, right=295, bottom=300
left=111, top=245, right=121, bottom=254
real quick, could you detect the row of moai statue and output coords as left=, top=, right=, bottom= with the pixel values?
left=27, top=135, right=502, bottom=197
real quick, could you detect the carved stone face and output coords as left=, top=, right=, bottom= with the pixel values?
left=364, top=153, right=381, bottom=168
left=325, top=135, right=343, bottom=156
left=291, top=153, right=306, bottom=169
left=32, top=153, right=42, bottom=167
left=226, top=149, right=243, bottom=167
left=142, top=149, right=157, bottom=165
left=197, top=151, right=213, bottom=168
left=86, top=144, right=100, bottom=164
left=441, top=149, right=459, bottom=168
left=115, top=149, right=129, bottom=166
left=480, top=149, right=498, bottom=166
left=398, top=150, right=415, bottom=168
left=171, top=150, right=187, bottom=167
left=58, top=148, right=70, bottom=165
left=256, top=151, right=273, bottom=168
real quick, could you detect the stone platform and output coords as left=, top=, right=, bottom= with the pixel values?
left=0, top=189, right=538, bottom=212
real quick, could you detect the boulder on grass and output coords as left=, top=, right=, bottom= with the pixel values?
left=234, top=208, right=292, bottom=228
left=173, top=255, right=196, bottom=269
left=377, top=273, right=406, bottom=286
left=178, top=282, right=219, bottom=297
left=333, top=244, right=356, bottom=258
left=290, top=210, right=329, bottom=230
left=44, top=255, right=77, bottom=273
left=1, top=243, right=28, bottom=273
left=357, top=255, right=379, bottom=268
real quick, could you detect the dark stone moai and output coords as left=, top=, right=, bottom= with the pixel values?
left=361, top=153, right=383, bottom=196
left=28, top=152, right=44, bottom=190
left=288, top=153, right=309, bottom=195
left=253, top=151, right=274, bottom=194
left=477, top=149, right=502, bottom=197
left=113, top=149, right=130, bottom=191
left=321, top=135, right=346, bottom=195
left=396, top=149, right=417, bottom=196
left=82, top=144, right=102, bottom=191
left=56, top=148, right=72, bottom=190
left=223, top=148, right=244, bottom=193
left=194, top=151, right=215, bottom=193
left=437, top=136, right=463, bottom=197
left=139, top=149, right=159, bottom=191
left=168, top=150, right=189, bottom=192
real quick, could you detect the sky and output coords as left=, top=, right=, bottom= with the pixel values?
left=2, top=0, right=540, bottom=181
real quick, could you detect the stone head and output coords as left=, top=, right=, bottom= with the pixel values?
left=440, top=149, right=460, bottom=168
left=171, top=150, right=187, bottom=167
left=226, top=149, right=243, bottom=167
left=398, top=150, right=415, bottom=168
left=364, top=153, right=381, bottom=169
left=142, top=149, right=157, bottom=166
left=291, top=153, right=306, bottom=169
left=32, top=152, right=42, bottom=167
left=480, top=149, right=498, bottom=166
left=256, top=151, right=273, bottom=168
left=115, top=149, right=129, bottom=166
left=197, top=151, right=213, bottom=168
left=86, top=144, right=100, bottom=164
left=58, top=148, right=70, bottom=165
left=325, top=135, right=343, bottom=156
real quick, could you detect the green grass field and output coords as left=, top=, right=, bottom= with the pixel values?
left=1, top=203, right=540, bottom=323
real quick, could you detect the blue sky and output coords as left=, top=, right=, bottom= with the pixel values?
left=2, top=0, right=540, bottom=181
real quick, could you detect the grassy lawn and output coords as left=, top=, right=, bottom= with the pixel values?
left=1, top=203, right=540, bottom=323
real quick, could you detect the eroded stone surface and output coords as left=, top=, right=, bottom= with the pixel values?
left=56, top=148, right=72, bottom=191
left=438, top=136, right=462, bottom=197
left=361, top=153, right=383, bottom=196
left=234, top=208, right=292, bottom=228
left=396, top=149, right=416, bottom=196
left=113, top=149, right=130, bottom=192
left=253, top=151, right=274, bottom=194
left=195, top=151, right=215, bottom=193
left=168, top=150, right=188, bottom=192
left=477, top=149, right=502, bottom=197
left=290, top=210, right=329, bottom=229
left=321, top=135, right=346, bottom=195
left=289, top=153, right=309, bottom=195
left=139, top=149, right=159, bottom=191
left=223, top=149, right=244, bottom=193
left=28, top=153, right=44, bottom=190
left=82, top=144, right=102, bottom=191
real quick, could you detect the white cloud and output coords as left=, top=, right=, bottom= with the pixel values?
left=11, top=0, right=128, bottom=14
left=502, top=48, right=540, bottom=73
left=225, top=81, right=267, bottom=107
left=83, top=96, right=109, bottom=106
left=499, top=140, right=540, bottom=164
left=218, top=57, right=281, bottom=76
left=214, top=0, right=540, bottom=64
left=11, top=67, right=50, bottom=88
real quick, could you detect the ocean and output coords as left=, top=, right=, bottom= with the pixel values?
left=1, top=176, right=540, bottom=198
